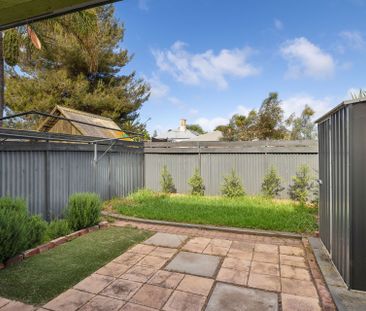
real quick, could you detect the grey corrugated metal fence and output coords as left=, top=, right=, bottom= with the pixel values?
left=144, top=141, right=318, bottom=198
left=0, top=141, right=144, bottom=220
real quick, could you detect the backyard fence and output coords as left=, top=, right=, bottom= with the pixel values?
left=144, top=140, right=318, bottom=198
left=0, top=129, right=144, bottom=220
left=0, top=128, right=319, bottom=219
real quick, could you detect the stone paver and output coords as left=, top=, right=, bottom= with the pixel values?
left=281, top=293, right=321, bottom=311
left=0, top=301, right=35, bottom=311
left=143, top=233, right=187, bottom=248
left=33, top=224, right=330, bottom=311
left=147, top=270, right=184, bottom=289
left=163, top=291, right=206, bottom=311
left=176, top=275, right=214, bottom=296
left=206, top=282, right=278, bottom=311
left=43, top=289, right=94, bottom=311
left=74, top=273, right=115, bottom=294
left=165, top=251, right=220, bottom=278
left=130, top=284, right=172, bottom=309
left=0, top=298, right=10, bottom=309
left=100, top=279, right=142, bottom=300
left=78, top=295, right=125, bottom=311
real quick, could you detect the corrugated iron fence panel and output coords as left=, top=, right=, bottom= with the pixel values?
left=318, top=120, right=331, bottom=252
left=144, top=152, right=318, bottom=198
left=330, top=107, right=350, bottom=286
left=0, top=146, right=144, bottom=219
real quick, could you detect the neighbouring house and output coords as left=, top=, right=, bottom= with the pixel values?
left=155, top=119, right=198, bottom=142
left=187, top=130, right=223, bottom=142
left=37, top=105, right=127, bottom=139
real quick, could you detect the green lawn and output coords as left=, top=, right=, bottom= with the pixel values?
left=0, top=227, right=151, bottom=305
left=109, top=190, right=318, bottom=234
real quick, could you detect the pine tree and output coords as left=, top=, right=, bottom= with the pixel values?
left=188, top=168, right=205, bottom=196
left=261, top=166, right=284, bottom=198
left=160, top=165, right=176, bottom=193
left=221, top=169, right=245, bottom=198
left=288, top=165, right=314, bottom=204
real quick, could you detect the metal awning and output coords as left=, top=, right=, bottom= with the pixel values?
left=0, top=0, right=121, bottom=31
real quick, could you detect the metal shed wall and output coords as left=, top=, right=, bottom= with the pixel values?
left=0, top=143, right=144, bottom=219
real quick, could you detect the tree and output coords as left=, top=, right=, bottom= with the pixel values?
left=261, top=166, right=284, bottom=198
left=4, top=6, right=150, bottom=132
left=221, top=169, right=245, bottom=198
left=288, top=165, right=314, bottom=204
left=188, top=168, right=205, bottom=196
left=186, top=124, right=206, bottom=135
left=0, top=32, right=4, bottom=127
left=160, top=165, right=176, bottom=193
left=256, top=92, right=287, bottom=140
left=287, top=105, right=316, bottom=140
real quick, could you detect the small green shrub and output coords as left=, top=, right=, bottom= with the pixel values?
left=289, top=165, right=314, bottom=204
left=46, top=219, right=72, bottom=240
left=0, top=197, right=29, bottom=262
left=26, top=216, right=48, bottom=248
left=261, top=166, right=284, bottom=198
left=160, top=165, right=176, bottom=193
left=188, top=168, right=205, bottom=196
left=221, top=169, right=245, bottom=198
left=66, top=193, right=102, bottom=231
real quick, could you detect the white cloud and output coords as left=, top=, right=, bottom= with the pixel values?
left=281, top=95, right=333, bottom=120
left=146, top=74, right=169, bottom=100
left=195, top=117, right=229, bottom=131
left=274, top=19, right=284, bottom=30
left=280, top=37, right=335, bottom=79
left=152, top=41, right=260, bottom=89
left=138, top=0, right=150, bottom=11
left=339, top=31, right=366, bottom=51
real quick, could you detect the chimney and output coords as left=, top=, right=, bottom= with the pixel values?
left=179, top=119, right=187, bottom=131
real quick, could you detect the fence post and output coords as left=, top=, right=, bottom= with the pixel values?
left=44, top=144, right=51, bottom=221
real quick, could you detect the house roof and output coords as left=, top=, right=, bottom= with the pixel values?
left=156, top=129, right=197, bottom=141
left=0, top=0, right=121, bottom=31
left=187, top=131, right=223, bottom=141
left=37, top=105, right=125, bottom=138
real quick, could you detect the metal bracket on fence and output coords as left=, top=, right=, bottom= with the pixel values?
left=92, top=135, right=130, bottom=165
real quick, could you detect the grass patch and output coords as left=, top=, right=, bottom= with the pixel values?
left=109, top=189, right=318, bottom=234
left=0, top=227, right=151, bottom=305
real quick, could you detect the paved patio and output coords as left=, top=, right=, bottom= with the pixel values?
left=0, top=222, right=332, bottom=311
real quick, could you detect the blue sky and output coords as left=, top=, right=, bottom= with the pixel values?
left=114, top=0, right=366, bottom=134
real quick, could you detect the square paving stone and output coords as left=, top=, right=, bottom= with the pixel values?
left=78, top=295, right=125, bottom=311
left=280, top=246, right=305, bottom=257
left=100, top=279, right=142, bottom=300
left=96, top=262, right=130, bottom=277
left=280, top=265, right=311, bottom=281
left=43, top=289, right=94, bottom=311
left=281, top=278, right=318, bottom=298
left=206, top=282, right=278, bottom=311
left=280, top=255, right=307, bottom=268
left=130, top=284, right=172, bottom=309
left=251, top=262, right=280, bottom=276
left=281, top=293, right=321, bottom=311
left=222, top=257, right=251, bottom=271
left=0, top=297, right=10, bottom=308
left=74, top=273, right=115, bottom=294
left=248, top=273, right=281, bottom=292
left=163, top=290, right=206, bottom=311
left=147, top=270, right=185, bottom=289
left=165, top=251, right=220, bottom=277
left=120, top=303, right=158, bottom=311
left=121, top=265, right=157, bottom=283
left=1, top=301, right=35, bottom=311
left=177, top=275, right=214, bottom=296
left=255, top=244, right=278, bottom=254
left=183, top=237, right=211, bottom=253
left=113, top=252, right=145, bottom=266
left=143, top=233, right=188, bottom=248
left=216, top=268, right=248, bottom=286
left=129, top=244, right=156, bottom=255
left=149, top=247, right=178, bottom=258
left=137, top=255, right=168, bottom=269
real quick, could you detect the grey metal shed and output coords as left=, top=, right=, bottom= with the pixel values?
left=316, top=98, right=366, bottom=291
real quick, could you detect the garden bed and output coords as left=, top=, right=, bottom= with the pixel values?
left=0, top=227, right=151, bottom=305
left=107, top=190, right=318, bottom=234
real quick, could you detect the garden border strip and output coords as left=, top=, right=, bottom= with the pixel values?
left=102, top=211, right=302, bottom=239
left=0, top=221, right=109, bottom=270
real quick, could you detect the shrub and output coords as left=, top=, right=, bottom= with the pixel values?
left=0, top=197, right=29, bottom=262
left=66, top=193, right=102, bottom=231
left=261, top=166, right=284, bottom=198
left=160, top=165, right=176, bottom=193
left=221, top=169, right=245, bottom=198
left=188, top=168, right=205, bottom=196
left=289, top=165, right=314, bottom=204
left=46, top=219, right=72, bottom=240
left=26, top=215, right=48, bottom=248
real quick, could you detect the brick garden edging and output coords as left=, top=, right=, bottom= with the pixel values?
left=0, top=221, right=109, bottom=270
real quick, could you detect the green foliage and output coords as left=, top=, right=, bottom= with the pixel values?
left=289, top=165, right=314, bottom=204
left=0, top=197, right=29, bottom=262
left=261, top=166, right=284, bottom=198
left=46, top=220, right=72, bottom=240
left=3, top=29, right=21, bottom=66
left=66, top=193, right=102, bottom=231
left=5, top=5, right=150, bottom=132
left=160, top=165, right=176, bottom=193
left=186, top=124, right=206, bottom=135
left=287, top=105, right=316, bottom=140
left=221, top=169, right=245, bottom=198
left=188, top=169, right=205, bottom=196
left=26, top=216, right=48, bottom=248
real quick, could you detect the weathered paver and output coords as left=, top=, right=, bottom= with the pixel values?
left=163, top=291, right=206, bottom=311
left=206, top=282, right=278, bottom=311
left=165, top=251, right=220, bottom=277
left=43, top=289, right=94, bottom=311
left=0, top=301, right=35, bottom=311
left=0, top=298, right=10, bottom=309
left=33, top=223, right=330, bottom=311
left=143, top=233, right=187, bottom=248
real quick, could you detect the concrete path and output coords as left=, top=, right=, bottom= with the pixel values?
left=0, top=222, right=333, bottom=310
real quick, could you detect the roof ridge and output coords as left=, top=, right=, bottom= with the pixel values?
left=56, top=105, right=114, bottom=122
